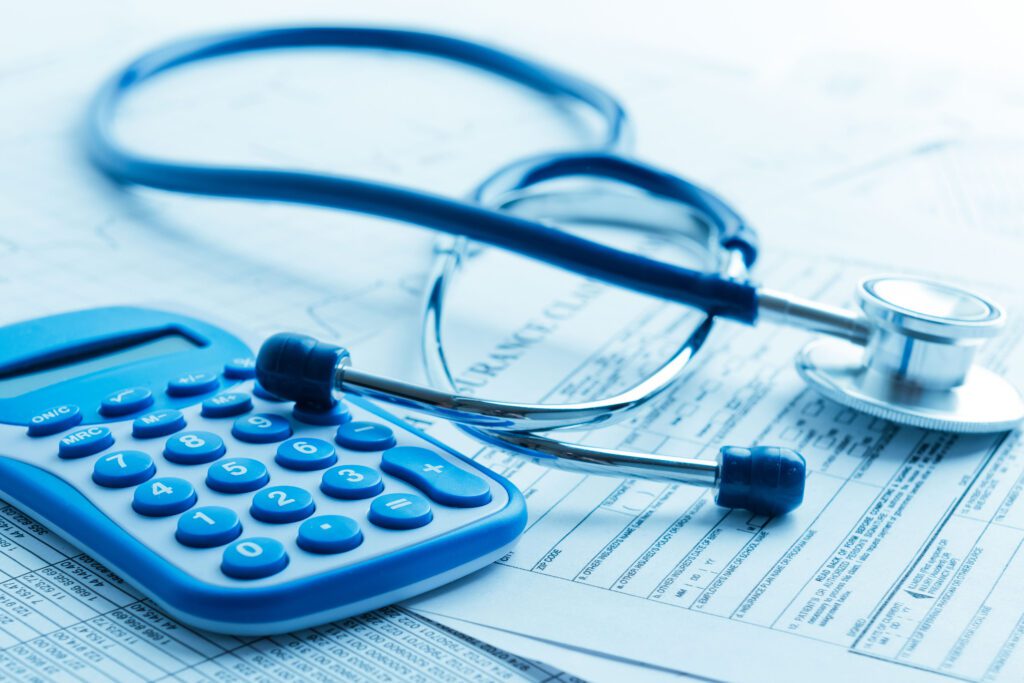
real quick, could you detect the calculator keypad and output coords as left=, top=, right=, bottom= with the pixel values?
left=34, top=373, right=506, bottom=589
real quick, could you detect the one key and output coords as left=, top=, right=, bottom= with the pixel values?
left=276, top=438, right=337, bottom=471
left=167, top=371, right=219, bottom=397
left=133, top=409, right=186, bottom=438
left=176, top=507, right=242, bottom=548
left=368, top=493, right=432, bottom=530
left=164, top=432, right=226, bottom=465
left=202, top=392, right=253, bottom=418
left=250, top=486, right=315, bottom=524
left=58, top=426, right=114, bottom=459
left=334, top=421, right=396, bottom=451
left=223, top=357, right=257, bottom=380
left=222, top=538, right=289, bottom=580
left=27, top=404, right=81, bottom=437
left=100, top=387, right=154, bottom=417
left=232, top=413, right=292, bottom=444
left=133, top=477, right=196, bottom=517
left=297, top=515, right=363, bottom=554
left=320, top=465, right=383, bottom=500
left=206, top=458, right=269, bottom=494
left=93, top=451, right=155, bottom=488
left=381, top=446, right=491, bottom=507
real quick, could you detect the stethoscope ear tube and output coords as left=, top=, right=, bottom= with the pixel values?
left=254, top=330, right=807, bottom=517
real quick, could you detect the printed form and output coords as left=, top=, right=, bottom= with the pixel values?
left=405, top=239, right=1024, bottom=683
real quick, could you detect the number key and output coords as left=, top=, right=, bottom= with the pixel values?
left=276, top=438, right=337, bottom=471
left=221, top=538, right=288, bottom=579
left=164, top=432, right=226, bottom=465
left=92, top=451, right=155, bottom=488
left=176, top=507, right=242, bottom=548
left=250, top=486, right=314, bottom=524
left=320, top=465, right=383, bottom=500
left=206, top=458, right=269, bottom=493
left=232, top=413, right=292, bottom=444
left=132, top=477, right=196, bottom=517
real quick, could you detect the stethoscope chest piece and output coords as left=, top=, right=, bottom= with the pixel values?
left=796, top=276, right=1024, bottom=433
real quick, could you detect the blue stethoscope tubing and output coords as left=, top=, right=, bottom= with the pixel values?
left=85, top=26, right=760, bottom=324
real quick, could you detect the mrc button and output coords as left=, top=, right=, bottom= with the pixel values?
left=58, top=426, right=114, bottom=459
left=27, top=404, right=82, bottom=437
left=381, top=447, right=491, bottom=507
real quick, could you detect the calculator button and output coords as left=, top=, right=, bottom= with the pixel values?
left=132, top=409, right=187, bottom=438
left=176, top=507, right=242, bottom=548
left=297, top=515, right=363, bottom=554
left=164, top=431, right=226, bottom=465
left=221, top=538, right=289, bottom=580
left=250, top=486, right=315, bottom=524
left=92, top=451, right=156, bottom=488
left=99, top=387, right=154, bottom=417
left=253, top=383, right=287, bottom=402
left=201, top=392, right=253, bottom=418
left=368, top=493, right=432, bottom=530
left=206, top=458, right=269, bottom=493
left=232, top=413, right=292, bottom=443
left=132, top=477, right=197, bottom=517
left=381, top=447, right=492, bottom=508
left=320, top=465, right=383, bottom=500
left=334, top=421, right=396, bottom=451
left=166, top=372, right=219, bottom=397
left=276, top=438, right=337, bottom=471
left=58, top=426, right=114, bottom=459
left=293, top=401, right=351, bottom=426
left=27, top=404, right=82, bottom=437
left=223, top=357, right=257, bottom=380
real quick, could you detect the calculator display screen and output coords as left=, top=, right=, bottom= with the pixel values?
left=0, top=333, right=199, bottom=399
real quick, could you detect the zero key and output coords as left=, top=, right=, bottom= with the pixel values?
left=380, top=446, right=491, bottom=507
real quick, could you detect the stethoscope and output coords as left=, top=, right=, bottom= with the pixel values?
left=85, top=26, right=1024, bottom=517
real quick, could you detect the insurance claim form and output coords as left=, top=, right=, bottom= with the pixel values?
left=396, top=57, right=1024, bottom=683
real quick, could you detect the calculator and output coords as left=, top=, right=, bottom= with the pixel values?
left=0, top=307, right=526, bottom=634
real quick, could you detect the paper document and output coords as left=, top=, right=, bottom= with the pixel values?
left=405, top=244, right=1024, bottom=683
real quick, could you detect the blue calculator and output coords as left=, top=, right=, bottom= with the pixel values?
left=0, top=307, right=526, bottom=634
